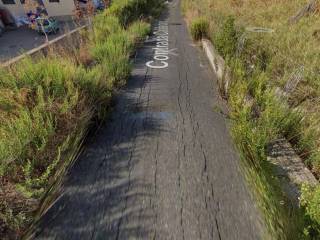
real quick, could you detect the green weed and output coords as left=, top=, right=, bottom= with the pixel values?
left=301, top=184, right=320, bottom=239
left=190, top=17, right=209, bottom=41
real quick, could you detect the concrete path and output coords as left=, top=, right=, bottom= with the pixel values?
left=34, top=1, right=264, bottom=239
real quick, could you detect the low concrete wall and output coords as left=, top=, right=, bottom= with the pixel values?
left=202, top=39, right=231, bottom=98
left=1, top=24, right=86, bottom=68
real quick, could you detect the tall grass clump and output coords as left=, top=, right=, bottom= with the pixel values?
left=128, top=21, right=151, bottom=43
left=91, top=15, right=122, bottom=44
left=91, top=31, right=133, bottom=85
left=91, top=15, right=151, bottom=88
left=190, top=17, right=209, bottom=41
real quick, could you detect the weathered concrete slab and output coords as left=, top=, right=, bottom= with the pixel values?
left=202, top=39, right=231, bottom=98
left=267, top=138, right=318, bottom=205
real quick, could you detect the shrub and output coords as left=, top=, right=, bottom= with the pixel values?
left=92, top=15, right=121, bottom=44
left=190, top=17, right=209, bottom=41
left=128, top=21, right=151, bottom=43
left=91, top=31, right=132, bottom=61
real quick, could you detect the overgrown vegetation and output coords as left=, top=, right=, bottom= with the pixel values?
left=228, top=56, right=308, bottom=239
left=183, top=0, right=320, bottom=239
left=0, top=0, right=163, bottom=239
left=190, top=17, right=209, bottom=41
left=301, top=184, right=320, bottom=238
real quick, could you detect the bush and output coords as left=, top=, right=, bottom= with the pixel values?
left=92, top=15, right=121, bottom=44
left=91, top=18, right=151, bottom=88
left=190, top=17, right=209, bottom=41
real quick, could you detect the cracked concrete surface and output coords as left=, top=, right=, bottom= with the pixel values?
left=33, top=1, right=265, bottom=239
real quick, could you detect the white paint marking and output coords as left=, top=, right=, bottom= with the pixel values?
left=146, top=21, right=175, bottom=69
